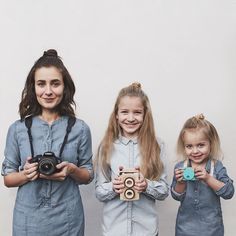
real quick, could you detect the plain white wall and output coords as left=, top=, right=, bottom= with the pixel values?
left=0, top=1, right=235, bottom=235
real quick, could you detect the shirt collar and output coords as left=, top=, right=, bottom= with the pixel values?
left=116, top=135, right=138, bottom=145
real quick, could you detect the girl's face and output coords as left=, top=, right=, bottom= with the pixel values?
left=35, top=66, right=64, bottom=113
left=183, top=128, right=211, bottom=165
left=116, top=96, right=144, bottom=138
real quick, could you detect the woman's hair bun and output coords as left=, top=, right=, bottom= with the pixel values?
left=43, top=49, right=58, bottom=57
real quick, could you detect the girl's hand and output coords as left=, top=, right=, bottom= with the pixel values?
left=134, top=166, right=147, bottom=193
left=112, top=176, right=125, bottom=194
left=23, top=157, right=39, bottom=181
left=112, top=166, right=125, bottom=194
left=194, top=166, right=210, bottom=181
left=39, top=161, right=73, bottom=181
left=175, top=168, right=184, bottom=182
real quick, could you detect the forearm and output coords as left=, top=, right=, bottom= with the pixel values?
left=4, top=171, right=29, bottom=187
left=68, top=163, right=92, bottom=184
left=205, top=175, right=225, bottom=191
left=174, top=181, right=186, bottom=194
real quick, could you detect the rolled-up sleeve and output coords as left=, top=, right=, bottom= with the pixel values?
left=215, top=161, right=234, bottom=199
left=95, top=166, right=118, bottom=202
left=1, top=122, right=21, bottom=176
left=143, top=140, right=169, bottom=200
left=77, top=121, right=94, bottom=183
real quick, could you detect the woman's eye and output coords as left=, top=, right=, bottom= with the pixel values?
left=36, top=83, right=45, bottom=87
left=198, top=144, right=204, bottom=148
left=185, top=145, right=192, bottom=149
left=51, top=81, right=61, bottom=87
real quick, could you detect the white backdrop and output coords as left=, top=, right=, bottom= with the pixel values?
left=0, top=1, right=235, bottom=235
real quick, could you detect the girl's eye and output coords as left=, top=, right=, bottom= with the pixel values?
left=198, top=143, right=205, bottom=148
left=185, top=145, right=192, bottom=149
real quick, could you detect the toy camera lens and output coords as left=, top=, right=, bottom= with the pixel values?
left=124, top=189, right=135, bottom=199
left=124, top=177, right=135, bottom=188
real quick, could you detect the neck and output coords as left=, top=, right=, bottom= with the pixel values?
left=39, top=111, right=60, bottom=124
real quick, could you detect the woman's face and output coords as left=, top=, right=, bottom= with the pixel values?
left=34, top=66, right=64, bottom=113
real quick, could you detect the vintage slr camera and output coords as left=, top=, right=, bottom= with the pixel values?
left=29, top=151, right=61, bottom=176
left=182, top=167, right=196, bottom=181
left=119, top=168, right=140, bottom=201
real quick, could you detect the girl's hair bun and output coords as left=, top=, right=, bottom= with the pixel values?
left=130, top=82, right=141, bottom=89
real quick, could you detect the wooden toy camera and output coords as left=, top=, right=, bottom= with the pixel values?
left=119, top=168, right=140, bottom=201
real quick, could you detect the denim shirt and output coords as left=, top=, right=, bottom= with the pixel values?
left=95, top=136, right=169, bottom=236
left=1, top=116, right=93, bottom=236
left=171, top=159, right=234, bottom=236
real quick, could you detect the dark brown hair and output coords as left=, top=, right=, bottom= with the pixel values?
left=19, top=49, right=76, bottom=119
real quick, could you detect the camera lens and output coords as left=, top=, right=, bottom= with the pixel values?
left=39, top=158, right=56, bottom=175
left=124, top=177, right=135, bottom=188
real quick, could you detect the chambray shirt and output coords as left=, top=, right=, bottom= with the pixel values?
left=171, top=159, right=234, bottom=236
left=1, top=116, right=93, bottom=236
left=95, top=136, right=169, bottom=236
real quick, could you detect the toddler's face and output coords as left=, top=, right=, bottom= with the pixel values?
left=183, top=128, right=210, bottom=165
left=116, top=96, right=144, bottom=139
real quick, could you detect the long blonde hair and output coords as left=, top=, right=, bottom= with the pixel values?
left=177, top=114, right=222, bottom=160
left=96, top=83, right=163, bottom=180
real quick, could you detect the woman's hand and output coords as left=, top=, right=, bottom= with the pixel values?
left=23, top=157, right=39, bottom=181
left=39, top=161, right=73, bottom=181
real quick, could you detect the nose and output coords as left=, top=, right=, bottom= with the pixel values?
left=45, top=85, right=53, bottom=96
left=127, top=113, right=135, bottom=122
left=192, top=146, right=199, bottom=154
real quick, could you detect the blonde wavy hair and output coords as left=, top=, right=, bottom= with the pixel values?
left=95, top=82, right=163, bottom=181
left=177, top=114, right=222, bottom=160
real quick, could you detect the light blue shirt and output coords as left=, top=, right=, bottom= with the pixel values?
left=95, top=136, right=169, bottom=236
left=1, top=116, right=93, bottom=236
left=171, top=159, right=234, bottom=236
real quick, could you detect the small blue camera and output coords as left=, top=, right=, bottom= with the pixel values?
left=183, top=167, right=196, bottom=181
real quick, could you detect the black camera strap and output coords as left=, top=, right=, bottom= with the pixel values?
left=25, top=116, right=76, bottom=158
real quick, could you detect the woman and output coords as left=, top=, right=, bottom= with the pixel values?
left=1, top=49, right=93, bottom=236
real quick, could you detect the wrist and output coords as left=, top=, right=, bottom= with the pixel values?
left=68, top=163, right=76, bottom=175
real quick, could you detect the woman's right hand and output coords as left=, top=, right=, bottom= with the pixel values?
left=23, top=157, right=39, bottom=181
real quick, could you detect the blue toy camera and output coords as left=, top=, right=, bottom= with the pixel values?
left=183, top=167, right=196, bottom=181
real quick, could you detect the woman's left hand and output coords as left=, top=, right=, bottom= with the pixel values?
left=39, top=161, right=73, bottom=181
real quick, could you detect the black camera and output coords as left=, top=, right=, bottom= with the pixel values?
left=29, top=151, right=61, bottom=175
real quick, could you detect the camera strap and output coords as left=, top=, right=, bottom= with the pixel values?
left=25, top=116, right=76, bottom=158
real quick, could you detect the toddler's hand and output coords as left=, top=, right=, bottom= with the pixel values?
left=194, top=167, right=209, bottom=181
left=175, top=168, right=184, bottom=182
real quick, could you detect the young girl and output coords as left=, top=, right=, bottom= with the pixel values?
left=171, top=114, right=234, bottom=236
left=95, top=82, right=169, bottom=236
left=1, top=49, right=93, bottom=236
